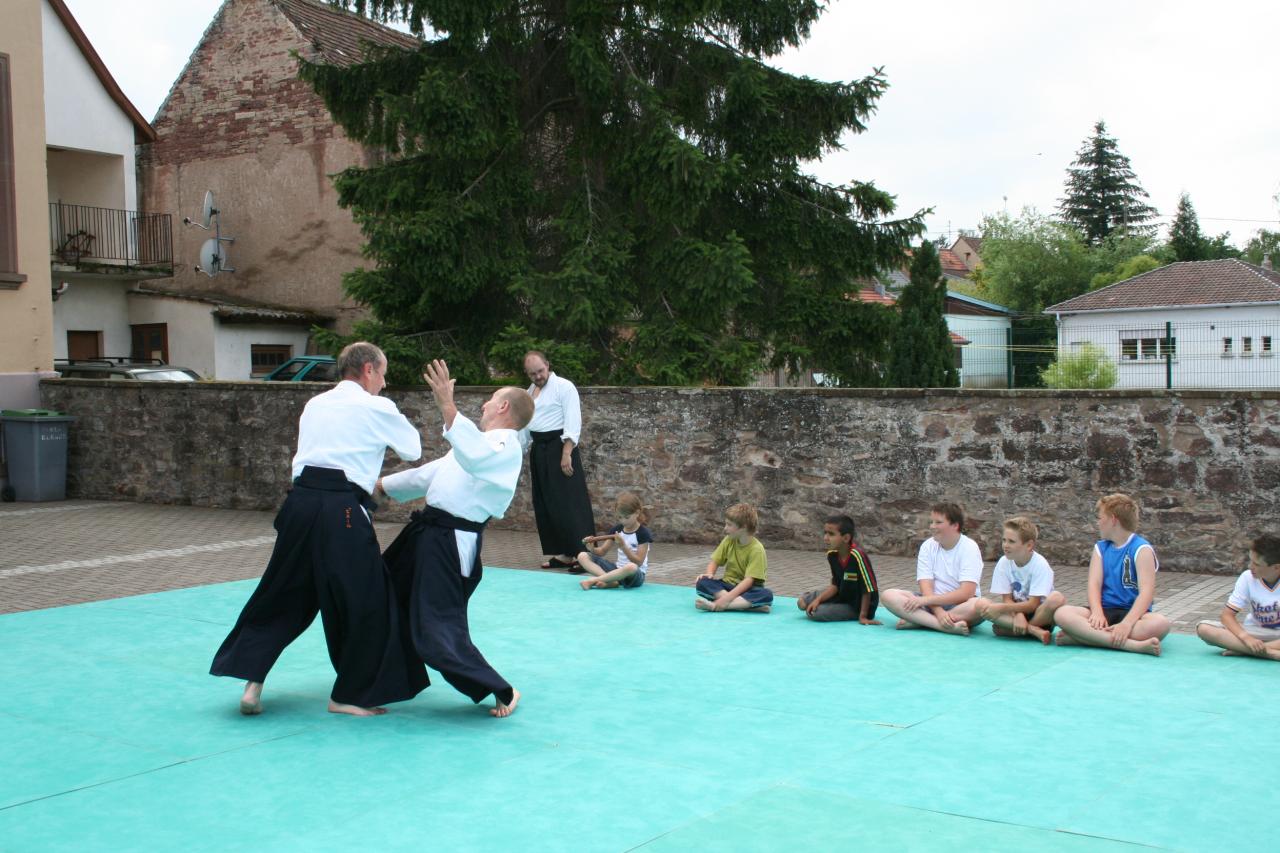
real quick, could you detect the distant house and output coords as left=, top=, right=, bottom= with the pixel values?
left=0, top=0, right=56, bottom=410
left=1044, top=259, right=1280, bottom=390
left=41, top=0, right=173, bottom=366
left=951, top=234, right=983, bottom=271
left=139, top=0, right=420, bottom=363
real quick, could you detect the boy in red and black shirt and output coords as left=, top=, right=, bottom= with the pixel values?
left=797, top=515, right=881, bottom=624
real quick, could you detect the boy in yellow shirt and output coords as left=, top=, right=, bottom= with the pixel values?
left=695, top=504, right=773, bottom=613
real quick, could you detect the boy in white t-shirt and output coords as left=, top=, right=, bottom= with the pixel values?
left=881, top=502, right=987, bottom=635
left=1196, top=534, right=1280, bottom=661
left=973, top=516, right=1064, bottom=644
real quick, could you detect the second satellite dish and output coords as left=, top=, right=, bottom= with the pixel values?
left=184, top=190, right=235, bottom=276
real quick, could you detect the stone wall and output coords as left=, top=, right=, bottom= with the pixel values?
left=40, top=380, right=1280, bottom=574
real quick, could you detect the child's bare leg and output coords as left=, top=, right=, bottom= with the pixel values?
left=1026, top=594, right=1062, bottom=644
left=881, top=589, right=934, bottom=630
left=1196, top=623, right=1280, bottom=660
left=1055, top=606, right=1161, bottom=655
left=949, top=598, right=985, bottom=629
left=576, top=551, right=606, bottom=577
left=591, top=563, right=636, bottom=589
left=724, top=596, right=770, bottom=613
left=1131, top=612, right=1172, bottom=641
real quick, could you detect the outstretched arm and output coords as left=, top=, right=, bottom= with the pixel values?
left=424, top=359, right=457, bottom=430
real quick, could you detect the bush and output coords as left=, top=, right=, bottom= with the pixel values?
left=1040, top=343, right=1118, bottom=389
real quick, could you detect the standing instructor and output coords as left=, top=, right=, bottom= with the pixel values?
left=521, top=351, right=596, bottom=570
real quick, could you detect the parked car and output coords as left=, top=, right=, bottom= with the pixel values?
left=54, top=358, right=202, bottom=381
left=260, top=355, right=338, bottom=382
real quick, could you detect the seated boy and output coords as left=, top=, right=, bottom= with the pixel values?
left=695, top=503, right=773, bottom=613
left=881, top=502, right=986, bottom=635
left=1196, top=533, right=1280, bottom=661
left=1055, top=493, right=1170, bottom=656
left=797, top=515, right=881, bottom=624
left=973, top=516, right=1063, bottom=644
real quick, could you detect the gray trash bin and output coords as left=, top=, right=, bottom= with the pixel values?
left=0, top=409, right=76, bottom=502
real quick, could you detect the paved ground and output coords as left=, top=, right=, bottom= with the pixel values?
left=0, top=500, right=1233, bottom=632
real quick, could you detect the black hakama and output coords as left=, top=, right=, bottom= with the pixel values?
left=529, top=429, right=596, bottom=556
left=383, top=507, right=513, bottom=704
left=210, top=466, right=429, bottom=707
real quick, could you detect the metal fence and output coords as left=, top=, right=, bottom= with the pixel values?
left=954, top=318, right=1280, bottom=390
left=49, top=202, right=173, bottom=275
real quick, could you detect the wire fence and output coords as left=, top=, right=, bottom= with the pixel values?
left=954, top=318, right=1280, bottom=390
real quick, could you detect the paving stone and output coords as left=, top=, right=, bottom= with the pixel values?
left=0, top=501, right=1237, bottom=632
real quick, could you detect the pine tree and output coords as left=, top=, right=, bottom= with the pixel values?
left=886, top=242, right=958, bottom=388
left=1058, top=121, right=1157, bottom=246
left=1167, top=193, right=1205, bottom=261
left=301, top=1, right=924, bottom=384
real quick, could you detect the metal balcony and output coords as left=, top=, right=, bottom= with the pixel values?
left=49, top=202, right=173, bottom=278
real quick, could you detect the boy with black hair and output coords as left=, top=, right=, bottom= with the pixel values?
left=797, top=515, right=881, bottom=624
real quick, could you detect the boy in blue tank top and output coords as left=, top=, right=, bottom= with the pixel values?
left=1055, top=493, right=1170, bottom=655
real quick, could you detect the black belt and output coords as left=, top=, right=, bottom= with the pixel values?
left=411, top=505, right=488, bottom=534
left=530, top=429, right=565, bottom=444
left=295, top=465, right=378, bottom=513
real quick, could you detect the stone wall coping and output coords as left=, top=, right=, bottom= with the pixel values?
left=40, top=377, right=1280, bottom=402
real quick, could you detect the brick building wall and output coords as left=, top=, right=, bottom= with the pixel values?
left=39, top=381, right=1280, bottom=574
left=138, top=0, right=390, bottom=330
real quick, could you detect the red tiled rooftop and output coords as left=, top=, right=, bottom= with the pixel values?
left=275, top=0, right=420, bottom=66
left=1045, top=260, right=1280, bottom=313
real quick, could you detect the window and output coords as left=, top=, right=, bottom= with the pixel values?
left=1264, top=336, right=1273, bottom=356
left=1120, top=330, right=1175, bottom=361
left=250, top=344, right=292, bottom=377
left=130, top=323, right=169, bottom=363
left=1222, top=337, right=1233, bottom=356
left=1242, top=336, right=1253, bottom=356
left=0, top=53, right=23, bottom=284
left=67, top=330, right=103, bottom=360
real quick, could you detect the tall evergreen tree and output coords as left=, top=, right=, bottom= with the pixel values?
left=887, top=242, right=957, bottom=388
left=1168, top=193, right=1205, bottom=261
left=302, top=1, right=924, bottom=385
left=1058, top=121, right=1157, bottom=246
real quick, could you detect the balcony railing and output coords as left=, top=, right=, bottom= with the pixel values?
left=49, top=202, right=173, bottom=277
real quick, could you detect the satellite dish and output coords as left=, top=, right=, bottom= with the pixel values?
left=184, top=189, right=235, bottom=275
left=201, top=191, right=218, bottom=229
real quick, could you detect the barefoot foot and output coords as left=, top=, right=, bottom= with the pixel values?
left=1135, top=638, right=1162, bottom=657
left=895, top=618, right=919, bottom=630
left=239, top=681, right=263, bottom=715
left=1055, top=632, right=1078, bottom=646
left=695, top=598, right=712, bottom=610
left=491, top=688, right=521, bottom=718
left=1028, top=625, right=1053, bottom=646
left=941, top=620, right=971, bottom=636
left=327, top=700, right=387, bottom=717
left=579, top=578, right=595, bottom=590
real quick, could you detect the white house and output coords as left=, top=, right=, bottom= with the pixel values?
left=1044, top=259, right=1280, bottom=390
left=944, top=291, right=1014, bottom=388
left=42, top=0, right=327, bottom=378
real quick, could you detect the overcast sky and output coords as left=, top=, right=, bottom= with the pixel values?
left=63, top=0, right=1280, bottom=247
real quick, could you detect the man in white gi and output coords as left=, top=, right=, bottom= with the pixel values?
left=521, top=351, right=596, bottom=570
left=378, top=360, right=535, bottom=717
left=211, top=342, right=428, bottom=717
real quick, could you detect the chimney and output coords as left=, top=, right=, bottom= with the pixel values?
left=1264, top=254, right=1274, bottom=271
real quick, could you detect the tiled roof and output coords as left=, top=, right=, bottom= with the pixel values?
left=938, top=247, right=971, bottom=277
left=130, top=287, right=332, bottom=325
left=274, top=0, right=420, bottom=66
left=1045, top=260, right=1280, bottom=313
left=851, top=285, right=897, bottom=306
left=848, top=286, right=968, bottom=345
